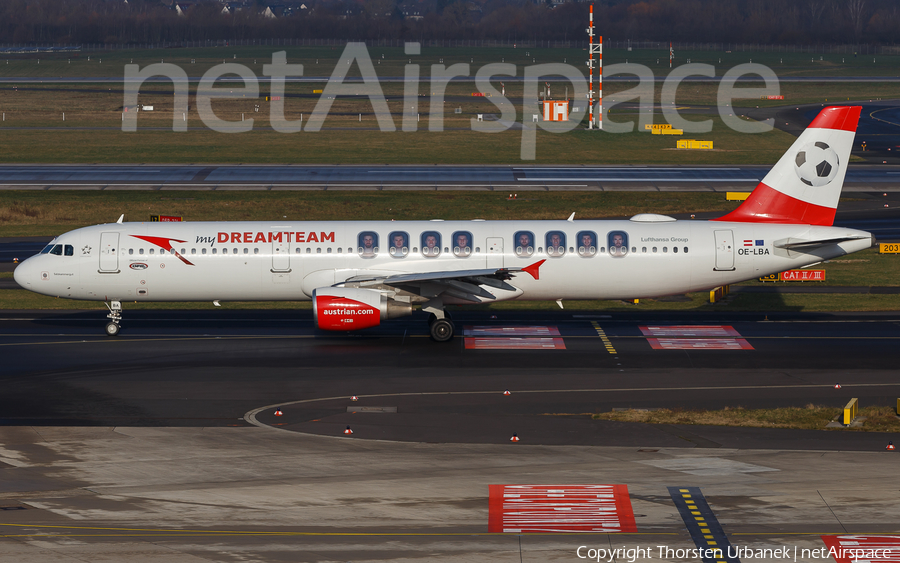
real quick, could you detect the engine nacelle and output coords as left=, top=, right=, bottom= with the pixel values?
left=312, top=287, right=412, bottom=331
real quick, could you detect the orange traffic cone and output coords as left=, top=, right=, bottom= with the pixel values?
left=274, top=409, right=283, bottom=416
left=834, top=384, right=841, bottom=389
left=887, top=441, right=895, bottom=451
left=510, top=433, right=520, bottom=442
left=503, top=389, right=511, bottom=396
left=351, top=395, right=359, bottom=401
left=344, top=426, right=353, bottom=435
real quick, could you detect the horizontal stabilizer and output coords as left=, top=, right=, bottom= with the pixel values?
left=774, top=235, right=871, bottom=250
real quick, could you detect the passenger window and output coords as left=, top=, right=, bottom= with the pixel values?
left=578, top=231, right=598, bottom=257
left=545, top=231, right=566, bottom=257
left=514, top=231, right=534, bottom=258
left=631, top=247, right=636, bottom=253
left=64, top=245, right=74, bottom=256
left=49, top=245, right=62, bottom=255
left=192, top=248, right=197, bottom=255
left=149, top=248, right=155, bottom=255
left=243, top=248, right=248, bottom=254
left=475, top=247, right=480, bottom=253
left=306, top=248, right=311, bottom=254
left=327, top=248, right=332, bottom=253
left=202, top=248, right=207, bottom=255
left=212, top=248, right=217, bottom=255
left=642, top=247, right=647, bottom=253
left=389, top=231, right=409, bottom=258
left=317, top=248, right=322, bottom=254
left=452, top=231, right=473, bottom=258
left=139, top=248, right=144, bottom=255
left=684, top=247, right=689, bottom=253
left=663, top=247, right=668, bottom=253
left=652, top=247, right=658, bottom=253
left=233, top=248, right=238, bottom=254
left=254, top=248, right=259, bottom=254
left=181, top=248, right=186, bottom=254
left=337, top=247, right=342, bottom=254
left=421, top=231, right=441, bottom=257
left=607, top=231, right=629, bottom=258
left=128, top=249, right=134, bottom=255
left=673, top=246, right=679, bottom=253
left=358, top=231, right=378, bottom=258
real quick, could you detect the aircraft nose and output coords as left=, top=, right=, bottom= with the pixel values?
left=13, top=257, right=36, bottom=289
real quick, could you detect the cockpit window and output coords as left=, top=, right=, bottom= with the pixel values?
left=49, top=245, right=63, bottom=256
left=40, top=245, right=54, bottom=254
left=64, top=245, right=74, bottom=256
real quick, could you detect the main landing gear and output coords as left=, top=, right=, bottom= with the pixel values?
left=425, top=301, right=454, bottom=342
left=429, top=316, right=454, bottom=342
left=104, top=300, right=122, bottom=336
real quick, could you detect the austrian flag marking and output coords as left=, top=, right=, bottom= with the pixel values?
left=488, top=484, right=637, bottom=533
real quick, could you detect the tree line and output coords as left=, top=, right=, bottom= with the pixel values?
left=1, top=0, right=898, bottom=46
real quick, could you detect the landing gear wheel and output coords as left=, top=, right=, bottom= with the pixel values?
left=105, top=322, right=121, bottom=337
left=430, top=318, right=454, bottom=342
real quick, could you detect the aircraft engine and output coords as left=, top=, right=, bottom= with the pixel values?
left=312, top=287, right=412, bottom=331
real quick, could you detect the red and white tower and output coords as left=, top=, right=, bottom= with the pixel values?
left=587, top=5, right=602, bottom=130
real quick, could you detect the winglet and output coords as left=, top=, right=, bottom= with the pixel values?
left=522, top=259, right=545, bottom=280
left=116, top=214, right=124, bottom=224
left=567, top=212, right=575, bottom=222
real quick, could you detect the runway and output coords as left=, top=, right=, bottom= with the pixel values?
left=3, top=308, right=900, bottom=561
left=1, top=308, right=898, bottom=449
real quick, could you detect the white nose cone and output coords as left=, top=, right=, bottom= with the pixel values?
left=13, top=258, right=34, bottom=289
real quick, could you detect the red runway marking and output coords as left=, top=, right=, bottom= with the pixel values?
left=647, top=338, right=754, bottom=350
left=465, top=337, right=566, bottom=350
left=488, top=484, right=637, bottom=533
left=640, top=325, right=741, bottom=337
left=822, top=535, right=900, bottom=563
left=464, top=326, right=561, bottom=336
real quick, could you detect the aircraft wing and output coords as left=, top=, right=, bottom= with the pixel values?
left=340, top=260, right=545, bottom=303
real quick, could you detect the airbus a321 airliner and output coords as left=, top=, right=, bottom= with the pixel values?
left=15, top=106, right=872, bottom=341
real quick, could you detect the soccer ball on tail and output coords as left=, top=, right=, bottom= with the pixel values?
left=794, top=142, right=839, bottom=187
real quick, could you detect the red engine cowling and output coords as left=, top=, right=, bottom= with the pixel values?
left=312, top=287, right=412, bottom=331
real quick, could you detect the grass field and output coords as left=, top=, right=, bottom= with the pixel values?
left=0, top=44, right=894, bottom=165
left=0, top=190, right=740, bottom=235
left=592, top=405, right=900, bottom=432
left=0, top=111, right=799, bottom=165
left=4, top=289, right=900, bottom=312
left=3, top=45, right=898, bottom=79
left=5, top=243, right=900, bottom=313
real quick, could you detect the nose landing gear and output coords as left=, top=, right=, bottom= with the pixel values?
left=104, top=300, right=122, bottom=336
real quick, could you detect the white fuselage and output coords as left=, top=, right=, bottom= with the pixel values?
left=14, top=218, right=873, bottom=303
